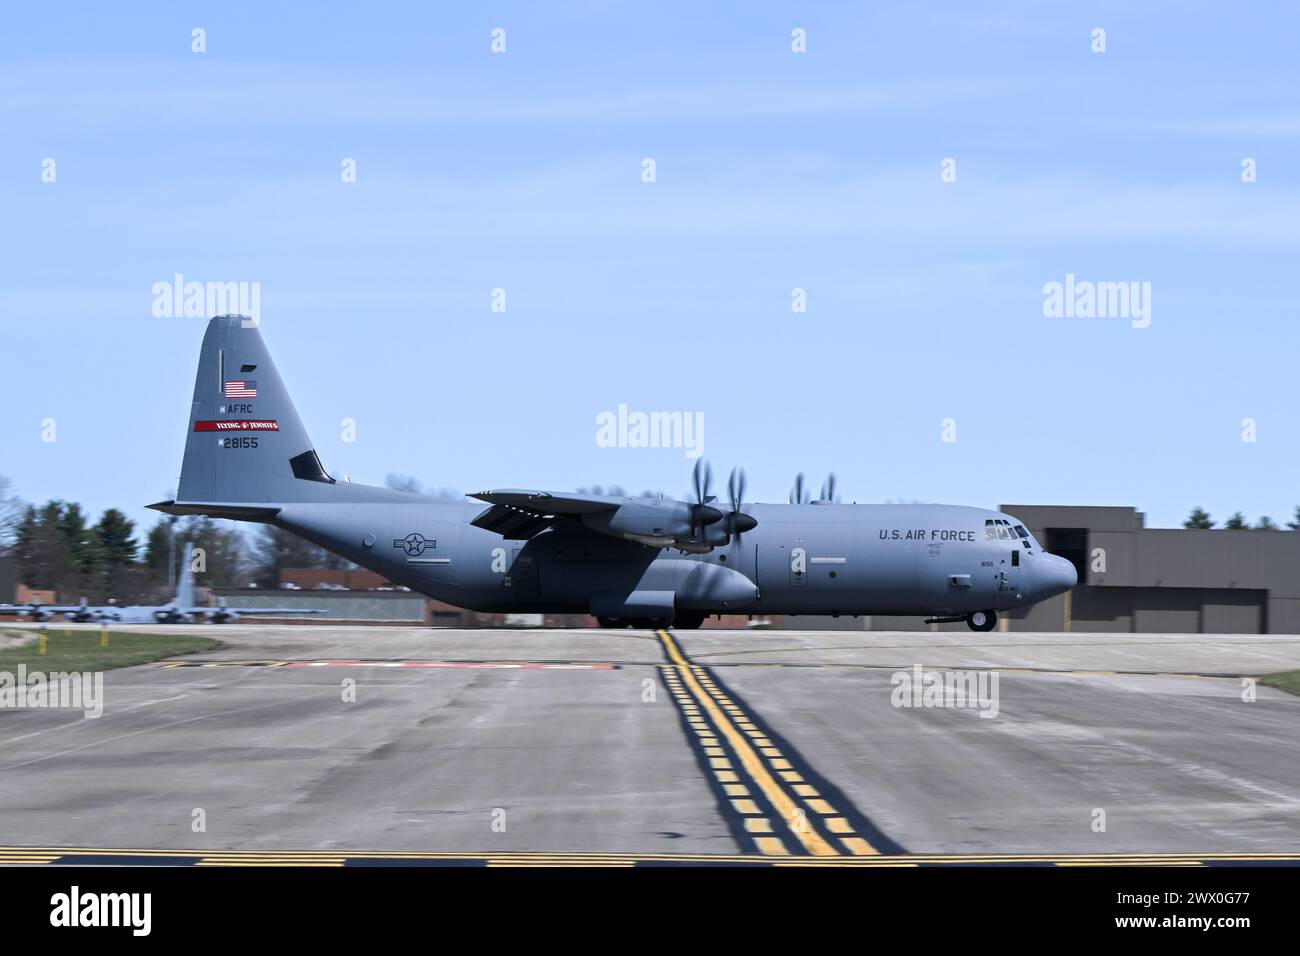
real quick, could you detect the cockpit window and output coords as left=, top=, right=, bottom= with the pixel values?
left=1014, top=525, right=1028, bottom=538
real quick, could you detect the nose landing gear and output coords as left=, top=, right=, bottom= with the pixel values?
left=967, top=610, right=997, bottom=632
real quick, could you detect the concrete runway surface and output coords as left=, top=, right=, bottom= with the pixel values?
left=1, top=624, right=1298, bottom=864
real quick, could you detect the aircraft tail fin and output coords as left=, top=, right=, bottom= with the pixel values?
left=164, top=316, right=336, bottom=511
left=175, top=542, right=195, bottom=608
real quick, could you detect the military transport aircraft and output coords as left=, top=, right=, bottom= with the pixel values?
left=148, top=316, right=1077, bottom=631
left=0, top=542, right=323, bottom=624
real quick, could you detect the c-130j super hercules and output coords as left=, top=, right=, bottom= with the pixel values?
left=151, top=316, right=1077, bottom=631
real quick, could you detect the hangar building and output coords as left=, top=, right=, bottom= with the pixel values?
left=1003, top=505, right=1300, bottom=634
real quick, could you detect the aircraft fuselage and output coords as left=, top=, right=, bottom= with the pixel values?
left=275, top=498, right=1077, bottom=620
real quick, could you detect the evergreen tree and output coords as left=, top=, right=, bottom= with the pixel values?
left=1224, top=512, right=1249, bottom=530
left=143, top=518, right=174, bottom=573
left=1255, top=516, right=1278, bottom=531
left=1288, top=506, right=1300, bottom=531
left=58, top=501, right=102, bottom=587
left=0, top=475, right=23, bottom=545
left=95, top=509, right=138, bottom=565
left=16, top=502, right=76, bottom=597
left=1183, top=507, right=1214, bottom=529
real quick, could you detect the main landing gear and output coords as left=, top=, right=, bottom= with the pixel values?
left=966, top=609, right=997, bottom=632
left=595, top=612, right=705, bottom=630
left=596, top=616, right=669, bottom=629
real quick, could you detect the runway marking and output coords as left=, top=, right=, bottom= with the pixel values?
left=656, top=629, right=901, bottom=858
left=702, top=661, right=1257, bottom=680
left=157, top=659, right=619, bottom=670
left=138, top=656, right=1300, bottom=682
left=696, top=639, right=1300, bottom=657
left=0, top=846, right=1295, bottom=867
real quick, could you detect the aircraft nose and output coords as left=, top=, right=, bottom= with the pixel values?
left=1035, top=553, right=1078, bottom=598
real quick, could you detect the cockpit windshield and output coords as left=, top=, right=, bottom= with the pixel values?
left=985, top=519, right=1038, bottom=550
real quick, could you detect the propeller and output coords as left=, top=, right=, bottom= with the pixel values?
left=789, top=472, right=810, bottom=505
left=819, top=472, right=838, bottom=503
left=688, top=459, right=722, bottom=537
left=725, top=466, right=758, bottom=540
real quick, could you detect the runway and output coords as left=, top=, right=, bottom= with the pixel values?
left=1, top=625, right=1298, bottom=862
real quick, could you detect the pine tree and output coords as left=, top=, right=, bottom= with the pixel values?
left=1224, top=512, right=1249, bottom=530
left=0, top=475, right=23, bottom=545
left=143, top=518, right=174, bottom=573
left=1183, top=507, right=1213, bottom=529
left=17, top=502, right=76, bottom=597
left=95, top=509, right=138, bottom=565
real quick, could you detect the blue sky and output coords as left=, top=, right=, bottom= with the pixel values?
left=1, top=0, right=1297, bottom=541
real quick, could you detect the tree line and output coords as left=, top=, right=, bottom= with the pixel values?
left=0, top=475, right=349, bottom=604
left=1182, top=507, right=1300, bottom=530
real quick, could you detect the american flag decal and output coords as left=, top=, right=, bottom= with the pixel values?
left=224, top=380, right=257, bottom=398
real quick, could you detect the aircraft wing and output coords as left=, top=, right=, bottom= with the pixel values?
left=469, top=488, right=721, bottom=551
left=469, top=489, right=619, bottom=539
left=0, top=604, right=85, bottom=614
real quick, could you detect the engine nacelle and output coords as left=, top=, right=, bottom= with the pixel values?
left=582, top=500, right=707, bottom=542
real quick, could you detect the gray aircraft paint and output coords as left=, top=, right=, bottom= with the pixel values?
left=150, top=317, right=1076, bottom=626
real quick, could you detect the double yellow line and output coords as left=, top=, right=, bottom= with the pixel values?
left=657, top=629, right=879, bottom=857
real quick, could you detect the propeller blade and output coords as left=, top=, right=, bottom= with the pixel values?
left=692, top=459, right=714, bottom=504
left=728, top=466, right=747, bottom=512
left=821, top=472, right=837, bottom=502
left=723, top=466, right=756, bottom=542
left=790, top=472, right=808, bottom=505
left=689, top=460, right=719, bottom=537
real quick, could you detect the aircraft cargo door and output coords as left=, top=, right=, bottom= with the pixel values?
left=509, top=544, right=541, bottom=604
left=756, top=531, right=815, bottom=613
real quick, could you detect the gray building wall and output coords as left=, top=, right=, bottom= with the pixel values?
left=213, top=589, right=429, bottom=623
left=1002, top=505, right=1300, bottom=634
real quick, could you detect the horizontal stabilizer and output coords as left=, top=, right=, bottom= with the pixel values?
left=148, top=500, right=281, bottom=522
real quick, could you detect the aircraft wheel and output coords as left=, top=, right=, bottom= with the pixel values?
left=672, top=613, right=705, bottom=630
left=967, top=610, right=997, bottom=632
